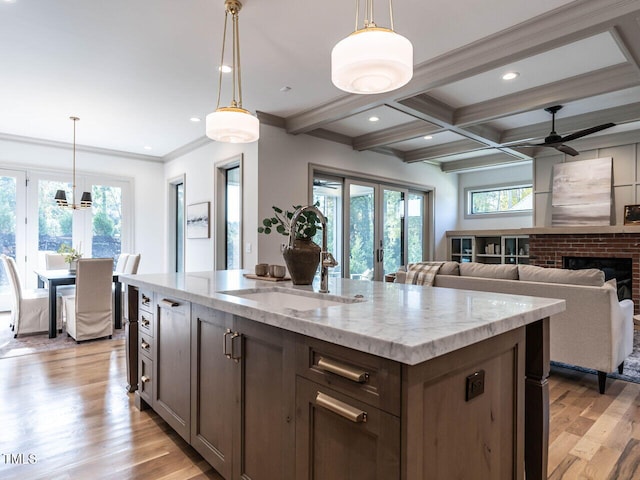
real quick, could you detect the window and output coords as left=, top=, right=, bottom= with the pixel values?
left=215, top=154, right=242, bottom=270
left=467, top=185, right=532, bottom=216
left=175, top=182, right=185, bottom=272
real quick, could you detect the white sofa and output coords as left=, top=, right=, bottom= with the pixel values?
left=396, top=262, right=635, bottom=393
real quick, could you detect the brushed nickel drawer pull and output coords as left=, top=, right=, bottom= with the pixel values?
left=141, top=294, right=151, bottom=306
left=141, top=341, right=150, bottom=351
left=141, top=316, right=150, bottom=327
left=317, top=357, right=369, bottom=383
left=315, top=392, right=367, bottom=423
left=161, top=299, right=179, bottom=307
left=141, top=375, right=150, bottom=383
left=223, top=329, right=232, bottom=358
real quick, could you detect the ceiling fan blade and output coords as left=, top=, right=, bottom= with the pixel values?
left=561, top=123, right=615, bottom=142
left=555, top=144, right=580, bottom=156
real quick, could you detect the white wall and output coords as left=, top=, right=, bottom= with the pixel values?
left=0, top=137, right=164, bottom=274
left=164, top=140, right=259, bottom=272
left=456, top=163, right=533, bottom=230
left=256, top=125, right=458, bottom=263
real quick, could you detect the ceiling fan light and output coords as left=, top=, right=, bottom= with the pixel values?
left=206, top=106, right=260, bottom=143
left=331, top=28, right=413, bottom=94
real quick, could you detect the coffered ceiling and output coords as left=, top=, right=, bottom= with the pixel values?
left=1, top=0, right=640, bottom=172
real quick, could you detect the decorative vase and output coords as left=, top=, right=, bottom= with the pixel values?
left=282, top=237, right=321, bottom=285
left=68, top=259, right=78, bottom=274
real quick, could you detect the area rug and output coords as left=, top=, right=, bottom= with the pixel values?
left=0, top=315, right=126, bottom=359
left=551, top=330, right=640, bottom=384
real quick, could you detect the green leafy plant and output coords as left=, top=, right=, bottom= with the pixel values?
left=57, top=243, right=82, bottom=264
left=258, top=202, right=321, bottom=239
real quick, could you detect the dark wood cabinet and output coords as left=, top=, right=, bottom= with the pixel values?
left=154, top=296, right=191, bottom=442
left=190, top=307, right=296, bottom=480
left=190, top=305, right=235, bottom=479
left=295, top=376, right=400, bottom=480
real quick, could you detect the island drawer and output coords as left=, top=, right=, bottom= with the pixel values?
left=138, top=355, right=153, bottom=406
left=139, top=289, right=154, bottom=314
left=139, top=309, right=154, bottom=337
left=295, top=336, right=401, bottom=416
left=140, top=333, right=153, bottom=360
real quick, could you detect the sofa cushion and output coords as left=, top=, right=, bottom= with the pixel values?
left=458, top=262, right=518, bottom=280
left=518, top=264, right=604, bottom=286
left=438, top=261, right=460, bottom=276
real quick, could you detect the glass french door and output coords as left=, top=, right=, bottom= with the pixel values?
left=0, top=169, right=26, bottom=310
left=26, top=173, right=127, bottom=288
left=345, top=180, right=427, bottom=281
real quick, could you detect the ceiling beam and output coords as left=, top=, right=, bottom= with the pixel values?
left=284, top=0, right=640, bottom=135
left=454, top=64, right=639, bottom=126
left=403, top=140, right=486, bottom=163
left=352, top=120, right=441, bottom=151
left=440, top=154, right=531, bottom=173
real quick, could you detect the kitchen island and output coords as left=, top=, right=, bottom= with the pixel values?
left=121, top=270, right=565, bottom=480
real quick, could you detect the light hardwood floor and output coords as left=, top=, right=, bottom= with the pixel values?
left=0, top=338, right=638, bottom=479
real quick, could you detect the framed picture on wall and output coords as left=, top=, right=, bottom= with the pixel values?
left=187, top=202, right=210, bottom=238
left=624, top=204, right=640, bottom=225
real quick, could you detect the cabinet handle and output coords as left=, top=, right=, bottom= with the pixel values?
left=317, top=357, right=369, bottom=383
left=141, top=316, right=150, bottom=327
left=230, top=332, right=241, bottom=362
left=161, top=299, right=179, bottom=307
left=223, top=329, right=232, bottom=358
left=141, top=341, right=150, bottom=351
left=141, top=294, right=150, bottom=306
left=141, top=375, right=150, bottom=383
left=315, top=392, right=367, bottom=423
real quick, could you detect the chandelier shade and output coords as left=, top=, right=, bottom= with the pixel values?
left=206, top=0, right=259, bottom=143
left=332, top=27, right=413, bottom=94
left=331, top=0, right=413, bottom=95
left=206, top=106, right=259, bottom=143
left=54, top=116, right=92, bottom=210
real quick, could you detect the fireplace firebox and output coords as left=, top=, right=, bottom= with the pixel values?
left=563, top=256, right=632, bottom=301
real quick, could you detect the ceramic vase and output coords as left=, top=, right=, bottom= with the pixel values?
left=282, top=237, right=321, bottom=285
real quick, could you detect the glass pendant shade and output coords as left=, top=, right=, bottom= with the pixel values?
left=331, top=27, right=413, bottom=94
left=206, top=106, right=259, bottom=143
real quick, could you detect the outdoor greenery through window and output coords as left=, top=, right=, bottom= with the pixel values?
left=469, top=185, right=533, bottom=215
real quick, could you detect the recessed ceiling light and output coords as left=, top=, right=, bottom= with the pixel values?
left=423, top=135, right=433, bottom=140
left=502, top=71, right=519, bottom=81
left=190, top=117, right=201, bottom=122
left=280, top=86, right=291, bottom=92
left=3, top=0, right=17, bottom=4
left=144, top=146, right=152, bottom=151
left=219, top=65, right=232, bottom=73
left=368, top=116, right=380, bottom=122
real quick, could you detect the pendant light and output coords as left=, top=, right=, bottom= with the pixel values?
left=332, top=0, right=413, bottom=94
left=206, top=0, right=259, bottom=143
left=54, top=117, right=92, bottom=209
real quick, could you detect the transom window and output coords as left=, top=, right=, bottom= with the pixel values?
left=467, top=185, right=533, bottom=216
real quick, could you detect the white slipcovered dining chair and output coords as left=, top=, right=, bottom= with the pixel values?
left=1, top=254, right=62, bottom=337
left=64, top=258, right=114, bottom=342
left=123, top=254, right=140, bottom=274
left=45, top=253, right=67, bottom=270
left=114, top=253, right=130, bottom=273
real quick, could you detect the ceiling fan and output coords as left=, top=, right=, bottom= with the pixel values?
left=508, top=105, right=615, bottom=156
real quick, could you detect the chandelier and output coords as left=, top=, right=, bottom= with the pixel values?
left=206, top=0, right=259, bottom=143
left=331, top=0, right=413, bottom=94
left=54, top=117, right=92, bottom=209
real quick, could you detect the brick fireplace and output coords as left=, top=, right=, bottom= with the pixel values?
left=528, top=229, right=640, bottom=312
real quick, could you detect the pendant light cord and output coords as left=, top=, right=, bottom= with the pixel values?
left=215, top=10, right=229, bottom=110
left=71, top=117, right=77, bottom=206
left=356, top=0, right=396, bottom=31
left=233, top=10, right=243, bottom=109
left=215, top=2, right=243, bottom=110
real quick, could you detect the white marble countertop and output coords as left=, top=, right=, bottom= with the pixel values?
left=120, top=270, right=565, bottom=365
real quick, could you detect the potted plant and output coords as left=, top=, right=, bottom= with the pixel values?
left=258, top=202, right=322, bottom=285
left=57, top=243, right=82, bottom=273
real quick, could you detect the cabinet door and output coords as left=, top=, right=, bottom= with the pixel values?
left=154, top=296, right=191, bottom=441
left=295, top=377, right=400, bottom=480
left=234, top=317, right=296, bottom=480
left=190, top=305, right=235, bottom=479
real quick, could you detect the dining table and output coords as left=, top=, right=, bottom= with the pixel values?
left=35, top=268, right=122, bottom=338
